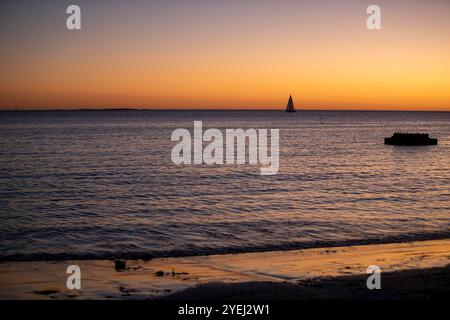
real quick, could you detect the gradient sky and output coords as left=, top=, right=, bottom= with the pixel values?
left=0, top=0, right=449, bottom=110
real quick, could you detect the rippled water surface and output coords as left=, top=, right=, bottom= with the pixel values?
left=0, top=110, right=449, bottom=260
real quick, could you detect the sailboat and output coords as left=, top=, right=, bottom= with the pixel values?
left=285, top=94, right=296, bottom=112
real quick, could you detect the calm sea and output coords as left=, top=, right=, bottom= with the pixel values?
left=0, top=110, right=449, bottom=261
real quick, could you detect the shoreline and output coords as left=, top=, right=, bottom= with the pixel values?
left=1, top=238, right=449, bottom=299
left=3, top=232, right=450, bottom=262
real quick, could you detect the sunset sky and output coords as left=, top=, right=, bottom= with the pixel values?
left=0, top=0, right=449, bottom=110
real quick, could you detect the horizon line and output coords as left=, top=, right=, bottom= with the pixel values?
left=1, top=107, right=450, bottom=112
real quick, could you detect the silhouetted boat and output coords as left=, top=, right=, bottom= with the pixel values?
left=285, top=95, right=295, bottom=112
left=384, top=132, right=438, bottom=146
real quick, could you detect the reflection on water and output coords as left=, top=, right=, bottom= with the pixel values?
left=0, top=110, right=449, bottom=260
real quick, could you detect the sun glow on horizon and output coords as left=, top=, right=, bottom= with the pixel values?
left=1, top=0, right=449, bottom=111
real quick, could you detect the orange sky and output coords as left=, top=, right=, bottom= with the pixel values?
left=0, top=0, right=449, bottom=110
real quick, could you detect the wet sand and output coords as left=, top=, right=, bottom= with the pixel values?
left=165, top=265, right=450, bottom=300
left=0, top=239, right=449, bottom=299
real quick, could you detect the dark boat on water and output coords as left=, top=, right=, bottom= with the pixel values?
left=285, top=94, right=296, bottom=112
left=384, top=132, right=438, bottom=146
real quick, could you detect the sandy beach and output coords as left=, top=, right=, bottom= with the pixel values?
left=0, top=238, right=449, bottom=300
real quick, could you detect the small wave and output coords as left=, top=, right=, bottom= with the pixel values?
left=1, top=231, right=449, bottom=262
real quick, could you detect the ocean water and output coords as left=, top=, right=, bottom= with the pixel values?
left=0, top=110, right=449, bottom=261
